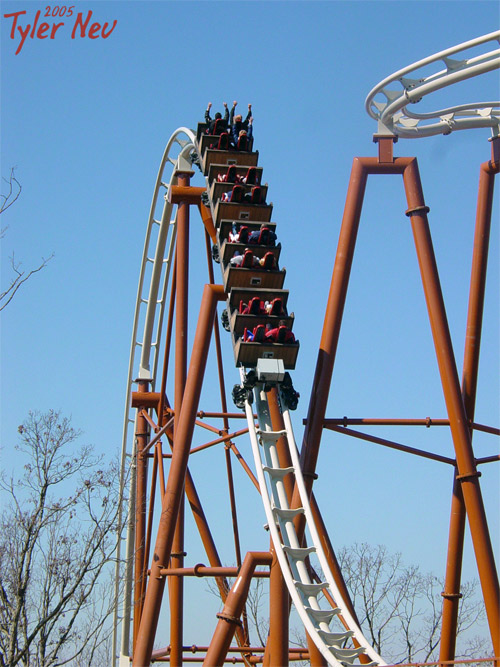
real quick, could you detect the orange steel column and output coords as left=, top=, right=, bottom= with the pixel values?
left=290, top=156, right=372, bottom=626
left=133, top=380, right=151, bottom=651
left=439, top=138, right=499, bottom=662
left=133, top=284, right=225, bottom=666
left=298, top=149, right=498, bottom=656
left=203, top=552, right=273, bottom=667
left=402, top=158, right=499, bottom=656
left=169, top=170, right=192, bottom=666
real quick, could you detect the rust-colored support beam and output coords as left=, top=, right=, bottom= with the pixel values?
left=230, top=441, right=261, bottom=491
left=323, top=417, right=452, bottom=427
left=164, top=428, right=251, bottom=651
left=150, top=644, right=311, bottom=662
left=298, top=152, right=499, bottom=656
left=324, top=423, right=456, bottom=465
left=297, top=156, right=372, bottom=495
left=158, top=257, right=177, bottom=428
left=131, top=392, right=163, bottom=409
left=440, top=137, right=499, bottom=662
left=203, top=552, right=273, bottom=667
left=133, top=380, right=151, bottom=652
left=169, top=170, right=191, bottom=666
left=402, top=157, right=499, bottom=654
left=373, top=133, right=397, bottom=163
left=199, top=202, right=217, bottom=243
left=133, top=283, right=225, bottom=666
left=159, top=565, right=270, bottom=578
left=140, top=444, right=160, bottom=608
left=168, top=183, right=205, bottom=205
left=297, top=157, right=418, bottom=499
left=322, top=416, right=498, bottom=434
left=289, top=155, right=377, bottom=631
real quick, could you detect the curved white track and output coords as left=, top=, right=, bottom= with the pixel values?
left=242, top=373, right=385, bottom=667
left=365, top=31, right=500, bottom=137
left=113, top=128, right=196, bottom=666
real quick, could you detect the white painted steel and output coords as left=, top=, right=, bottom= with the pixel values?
left=112, top=128, right=196, bottom=666
left=365, top=31, right=500, bottom=138
left=242, top=370, right=386, bottom=666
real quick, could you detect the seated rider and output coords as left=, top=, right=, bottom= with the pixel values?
left=205, top=101, right=229, bottom=134
left=233, top=121, right=253, bottom=150
left=264, top=320, right=296, bottom=343
left=229, top=224, right=250, bottom=244
left=229, top=250, right=260, bottom=268
left=247, top=225, right=277, bottom=246
left=230, top=100, right=253, bottom=146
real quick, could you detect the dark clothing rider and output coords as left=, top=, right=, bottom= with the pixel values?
left=229, top=101, right=252, bottom=145
left=205, top=102, right=229, bottom=134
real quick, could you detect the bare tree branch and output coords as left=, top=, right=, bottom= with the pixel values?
left=0, top=168, right=21, bottom=215
left=338, top=543, right=487, bottom=664
left=0, top=252, right=54, bottom=312
left=0, top=411, right=127, bottom=667
left=0, top=169, right=54, bottom=312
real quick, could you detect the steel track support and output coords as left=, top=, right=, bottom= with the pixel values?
left=440, top=137, right=499, bottom=663
left=203, top=552, right=273, bottom=667
left=133, top=284, right=225, bottom=666
left=298, top=149, right=499, bottom=657
left=290, top=155, right=370, bottom=628
left=403, top=157, right=499, bottom=655
left=169, top=170, right=192, bottom=667
left=132, top=398, right=251, bottom=652
left=133, top=380, right=152, bottom=653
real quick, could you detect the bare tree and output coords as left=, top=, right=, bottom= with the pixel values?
left=337, top=542, right=488, bottom=664
left=0, top=410, right=125, bottom=666
left=1, top=169, right=53, bottom=311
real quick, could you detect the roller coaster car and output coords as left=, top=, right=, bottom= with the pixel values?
left=240, top=296, right=284, bottom=316
left=197, top=133, right=254, bottom=159
left=218, top=220, right=277, bottom=246
left=196, top=120, right=229, bottom=139
left=208, top=164, right=263, bottom=186
left=210, top=182, right=269, bottom=206
left=233, top=334, right=299, bottom=370
left=228, top=287, right=290, bottom=314
left=223, top=261, right=286, bottom=292
left=229, top=305, right=294, bottom=339
left=201, top=148, right=259, bottom=175
left=219, top=238, right=281, bottom=266
left=196, top=122, right=209, bottom=141
left=213, top=199, right=273, bottom=229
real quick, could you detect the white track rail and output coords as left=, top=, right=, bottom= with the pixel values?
left=243, top=372, right=385, bottom=667
left=113, top=128, right=196, bottom=666
left=365, top=31, right=500, bottom=137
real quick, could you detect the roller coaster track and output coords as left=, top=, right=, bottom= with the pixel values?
left=114, top=33, right=499, bottom=667
left=113, top=128, right=196, bottom=664
left=365, top=30, right=500, bottom=137
left=113, top=121, right=386, bottom=665
left=244, top=373, right=385, bottom=667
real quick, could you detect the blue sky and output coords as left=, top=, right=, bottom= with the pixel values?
left=1, top=0, right=499, bottom=650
